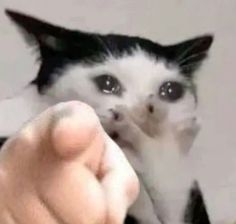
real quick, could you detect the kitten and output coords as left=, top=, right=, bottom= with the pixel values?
left=0, top=9, right=213, bottom=224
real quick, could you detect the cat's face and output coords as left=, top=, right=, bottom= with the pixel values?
left=5, top=10, right=213, bottom=138
left=51, top=50, right=196, bottom=136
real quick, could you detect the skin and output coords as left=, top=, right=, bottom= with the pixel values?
left=0, top=101, right=139, bottom=224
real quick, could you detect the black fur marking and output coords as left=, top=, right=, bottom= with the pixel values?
left=5, top=9, right=213, bottom=93
left=184, top=181, right=211, bottom=224
left=0, top=137, right=8, bottom=149
left=165, top=36, right=214, bottom=78
left=125, top=215, right=138, bottom=224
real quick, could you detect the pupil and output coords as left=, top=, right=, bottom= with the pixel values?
left=159, top=81, right=184, bottom=102
left=94, top=74, right=122, bottom=95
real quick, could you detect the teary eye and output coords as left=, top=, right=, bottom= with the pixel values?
left=159, top=81, right=184, bottom=102
left=93, top=74, right=122, bottom=95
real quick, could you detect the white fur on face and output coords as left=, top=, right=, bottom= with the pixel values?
left=47, top=48, right=197, bottom=130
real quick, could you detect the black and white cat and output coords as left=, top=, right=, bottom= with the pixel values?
left=0, top=9, right=213, bottom=224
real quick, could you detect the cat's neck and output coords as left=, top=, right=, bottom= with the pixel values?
left=0, top=85, right=54, bottom=136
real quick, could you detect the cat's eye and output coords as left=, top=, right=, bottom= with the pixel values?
left=93, top=74, right=122, bottom=95
left=159, top=81, right=184, bottom=102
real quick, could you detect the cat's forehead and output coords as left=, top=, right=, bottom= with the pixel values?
left=79, top=48, right=180, bottom=82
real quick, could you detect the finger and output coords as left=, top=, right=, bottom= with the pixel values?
left=0, top=101, right=107, bottom=224
left=2, top=101, right=105, bottom=171
left=32, top=101, right=107, bottom=224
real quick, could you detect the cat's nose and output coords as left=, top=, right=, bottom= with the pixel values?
left=147, top=104, right=154, bottom=114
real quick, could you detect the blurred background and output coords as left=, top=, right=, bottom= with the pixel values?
left=0, top=0, right=236, bottom=223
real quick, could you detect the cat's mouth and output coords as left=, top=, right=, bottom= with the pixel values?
left=118, top=104, right=164, bottom=137
left=99, top=104, right=165, bottom=144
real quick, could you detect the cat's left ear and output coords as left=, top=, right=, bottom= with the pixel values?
left=5, top=9, right=74, bottom=58
left=165, top=35, right=214, bottom=77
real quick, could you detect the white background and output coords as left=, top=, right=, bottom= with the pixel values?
left=0, top=0, right=236, bottom=223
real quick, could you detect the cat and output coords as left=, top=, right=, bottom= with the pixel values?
left=0, top=9, right=213, bottom=224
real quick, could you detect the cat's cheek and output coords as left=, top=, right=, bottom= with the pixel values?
left=164, top=91, right=197, bottom=123
left=174, top=118, right=201, bottom=153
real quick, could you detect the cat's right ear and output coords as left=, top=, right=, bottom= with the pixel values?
left=5, top=9, right=73, bottom=58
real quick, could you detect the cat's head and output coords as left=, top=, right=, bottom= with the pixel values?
left=5, top=9, right=213, bottom=137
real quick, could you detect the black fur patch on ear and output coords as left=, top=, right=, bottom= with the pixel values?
left=6, top=9, right=67, bottom=55
left=184, top=181, right=211, bottom=224
left=5, top=9, right=110, bottom=92
left=5, top=9, right=108, bottom=60
left=5, top=9, right=88, bottom=55
left=165, top=35, right=214, bottom=78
